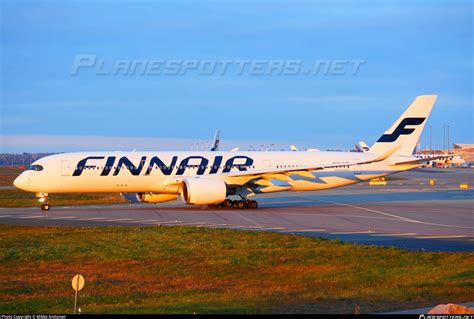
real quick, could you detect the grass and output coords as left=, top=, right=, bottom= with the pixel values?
left=0, top=166, right=126, bottom=207
left=0, top=225, right=472, bottom=314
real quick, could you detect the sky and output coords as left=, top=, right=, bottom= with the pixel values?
left=1, top=0, right=472, bottom=152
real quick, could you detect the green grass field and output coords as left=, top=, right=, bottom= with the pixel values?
left=1, top=225, right=472, bottom=314
left=0, top=166, right=126, bottom=207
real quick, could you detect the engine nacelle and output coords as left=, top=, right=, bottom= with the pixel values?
left=181, top=178, right=227, bottom=205
left=122, top=192, right=178, bottom=203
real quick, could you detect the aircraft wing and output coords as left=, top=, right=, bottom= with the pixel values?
left=164, top=147, right=400, bottom=188
left=223, top=147, right=401, bottom=186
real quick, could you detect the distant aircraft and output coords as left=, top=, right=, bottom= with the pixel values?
left=14, top=95, right=445, bottom=211
left=356, top=140, right=462, bottom=167
left=413, top=153, right=465, bottom=167
left=290, top=145, right=320, bottom=152
left=210, top=129, right=221, bottom=151
left=355, top=141, right=370, bottom=152
left=440, top=155, right=465, bottom=166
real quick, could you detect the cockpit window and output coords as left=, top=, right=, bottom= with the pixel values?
left=27, top=165, right=44, bottom=171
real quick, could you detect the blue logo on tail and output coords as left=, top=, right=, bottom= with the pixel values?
left=377, top=117, right=425, bottom=143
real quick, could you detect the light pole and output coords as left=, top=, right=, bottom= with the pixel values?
left=430, top=125, right=432, bottom=154
left=447, top=125, right=450, bottom=153
left=443, top=124, right=446, bottom=152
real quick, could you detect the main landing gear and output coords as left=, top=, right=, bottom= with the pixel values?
left=211, top=199, right=258, bottom=209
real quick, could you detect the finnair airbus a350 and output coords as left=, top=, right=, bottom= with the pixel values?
left=14, top=96, right=441, bottom=211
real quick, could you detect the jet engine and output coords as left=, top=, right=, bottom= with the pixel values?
left=181, top=178, right=227, bottom=205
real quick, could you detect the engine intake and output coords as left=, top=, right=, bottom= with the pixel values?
left=181, top=178, right=227, bottom=205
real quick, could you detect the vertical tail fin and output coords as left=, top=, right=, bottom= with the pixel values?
left=355, top=141, right=370, bottom=152
left=370, top=95, right=437, bottom=156
left=210, top=129, right=221, bottom=151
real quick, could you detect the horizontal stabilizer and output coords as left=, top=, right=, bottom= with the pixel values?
left=392, top=155, right=450, bottom=166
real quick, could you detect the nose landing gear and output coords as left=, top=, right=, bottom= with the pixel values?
left=36, top=193, right=50, bottom=211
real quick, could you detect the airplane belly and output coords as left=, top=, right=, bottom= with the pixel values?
left=51, top=175, right=163, bottom=193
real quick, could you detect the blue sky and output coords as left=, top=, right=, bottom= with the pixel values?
left=1, top=0, right=472, bottom=152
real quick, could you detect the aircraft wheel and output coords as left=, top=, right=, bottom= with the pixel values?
left=246, top=200, right=258, bottom=209
left=233, top=200, right=245, bottom=209
left=222, top=199, right=233, bottom=208
left=41, top=203, right=50, bottom=211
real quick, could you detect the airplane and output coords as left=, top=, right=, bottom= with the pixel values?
left=435, top=155, right=465, bottom=167
left=14, top=95, right=444, bottom=211
left=355, top=141, right=370, bottom=152
left=210, top=129, right=220, bottom=151
left=209, top=129, right=239, bottom=151
left=290, top=145, right=320, bottom=152
left=413, top=153, right=465, bottom=167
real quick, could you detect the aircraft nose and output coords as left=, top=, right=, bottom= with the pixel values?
left=13, top=173, right=28, bottom=190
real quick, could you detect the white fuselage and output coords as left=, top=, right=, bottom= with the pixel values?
left=14, top=150, right=418, bottom=195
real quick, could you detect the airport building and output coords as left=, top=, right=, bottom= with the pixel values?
left=453, top=144, right=474, bottom=162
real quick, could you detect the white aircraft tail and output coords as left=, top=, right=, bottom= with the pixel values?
left=210, top=129, right=221, bottom=151
left=370, top=95, right=437, bottom=156
left=356, top=141, right=370, bottom=152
